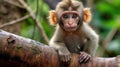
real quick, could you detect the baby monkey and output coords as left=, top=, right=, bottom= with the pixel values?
left=49, top=0, right=99, bottom=63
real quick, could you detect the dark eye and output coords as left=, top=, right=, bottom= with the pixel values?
left=72, top=14, right=78, bottom=18
left=63, top=14, right=68, bottom=19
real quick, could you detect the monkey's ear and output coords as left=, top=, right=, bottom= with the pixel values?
left=48, top=10, right=57, bottom=26
left=83, top=8, right=92, bottom=23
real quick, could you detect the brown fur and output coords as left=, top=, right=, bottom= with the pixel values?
left=49, top=0, right=99, bottom=63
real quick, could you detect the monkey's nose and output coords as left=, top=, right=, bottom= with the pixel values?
left=68, top=22, right=73, bottom=25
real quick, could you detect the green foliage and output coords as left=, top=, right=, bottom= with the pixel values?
left=92, top=0, right=120, bottom=56
left=107, top=39, right=120, bottom=55
left=21, top=0, right=54, bottom=43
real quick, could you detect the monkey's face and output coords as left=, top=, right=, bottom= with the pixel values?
left=49, top=0, right=92, bottom=31
left=60, top=11, right=81, bottom=32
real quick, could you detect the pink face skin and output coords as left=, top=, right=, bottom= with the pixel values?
left=61, top=11, right=80, bottom=32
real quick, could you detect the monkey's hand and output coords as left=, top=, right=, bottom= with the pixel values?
left=79, top=52, right=91, bottom=63
left=58, top=48, right=71, bottom=62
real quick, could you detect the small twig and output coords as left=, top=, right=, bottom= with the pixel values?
left=102, top=27, right=118, bottom=47
left=4, top=0, right=24, bottom=9
left=18, top=0, right=49, bottom=44
left=102, top=19, right=120, bottom=48
left=101, top=26, right=118, bottom=56
left=0, top=15, right=30, bottom=28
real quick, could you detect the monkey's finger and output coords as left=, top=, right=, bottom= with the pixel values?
left=65, top=55, right=68, bottom=62
left=79, top=53, right=84, bottom=60
left=68, top=55, right=71, bottom=61
left=84, top=55, right=90, bottom=63
left=79, top=56, right=84, bottom=62
left=79, top=54, right=87, bottom=63
left=64, top=55, right=68, bottom=62
left=63, top=55, right=67, bottom=62
left=79, top=56, right=85, bottom=63
left=63, top=55, right=68, bottom=62
left=80, top=52, right=84, bottom=55
left=79, top=52, right=83, bottom=56
left=79, top=52, right=85, bottom=57
left=69, top=55, right=71, bottom=60
left=67, top=55, right=71, bottom=64
left=65, top=55, right=70, bottom=62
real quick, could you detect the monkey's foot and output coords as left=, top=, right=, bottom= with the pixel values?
left=79, top=52, right=91, bottom=63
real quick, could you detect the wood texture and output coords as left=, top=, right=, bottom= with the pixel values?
left=0, top=30, right=119, bottom=67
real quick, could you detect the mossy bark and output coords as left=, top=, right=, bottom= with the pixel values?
left=0, top=30, right=119, bottom=67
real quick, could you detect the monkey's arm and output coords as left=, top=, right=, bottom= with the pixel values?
left=49, top=25, right=66, bottom=50
left=79, top=23, right=99, bottom=63
left=49, top=25, right=71, bottom=62
left=82, top=23, right=99, bottom=56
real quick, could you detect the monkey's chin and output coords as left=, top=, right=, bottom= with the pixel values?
left=64, top=27, right=77, bottom=32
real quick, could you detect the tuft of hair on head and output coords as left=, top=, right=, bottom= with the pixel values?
left=68, top=0, right=72, bottom=4
left=63, top=0, right=73, bottom=6
left=48, top=10, right=57, bottom=26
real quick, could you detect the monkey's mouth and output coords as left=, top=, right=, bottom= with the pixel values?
left=67, top=26, right=76, bottom=29
left=64, top=26, right=77, bottom=31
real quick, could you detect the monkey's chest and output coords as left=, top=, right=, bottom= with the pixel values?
left=64, top=34, right=87, bottom=53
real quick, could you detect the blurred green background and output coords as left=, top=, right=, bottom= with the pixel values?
left=21, top=0, right=120, bottom=57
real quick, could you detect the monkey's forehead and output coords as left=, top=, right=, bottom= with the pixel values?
left=61, top=11, right=80, bottom=15
left=56, top=0, right=84, bottom=10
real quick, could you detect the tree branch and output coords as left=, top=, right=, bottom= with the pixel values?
left=102, top=26, right=118, bottom=48
left=101, top=26, right=119, bottom=56
left=4, top=0, right=25, bottom=9
left=0, top=15, right=30, bottom=28
left=18, top=0, right=49, bottom=44
left=0, top=30, right=119, bottom=67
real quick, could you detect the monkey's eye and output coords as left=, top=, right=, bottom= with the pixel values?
left=63, top=14, right=69, bottom=19
left=72, top=14, right=78, bottom=18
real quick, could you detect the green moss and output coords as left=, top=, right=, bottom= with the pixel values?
left=31, top=45, right=42, bottom=54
